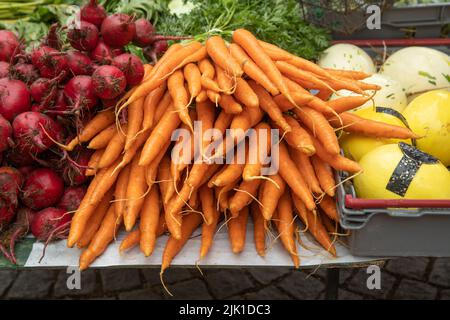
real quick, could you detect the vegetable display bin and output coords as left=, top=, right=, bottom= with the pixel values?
left=336, top=171, right=450, bottom=257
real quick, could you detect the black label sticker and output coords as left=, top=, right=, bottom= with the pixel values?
left=385, top=143, right=438, bottom=197
left=375, top=106, right=416, bottom=146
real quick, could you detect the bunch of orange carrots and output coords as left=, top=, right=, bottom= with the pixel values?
left=64, top=29, right=419, bottom=276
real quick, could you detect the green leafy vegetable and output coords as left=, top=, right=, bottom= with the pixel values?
left=154, top=0, right=330, bottom=60
left=103, top=0, right=330, bottom=60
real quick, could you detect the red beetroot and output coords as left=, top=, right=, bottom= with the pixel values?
left=9, top=63, right=39, bottom=85
left=133, top=18, right=156, bottom=47
left=80, top=0, right=107, bottom=27
left=0, top=114, right=12, bottom=152
left=57, top=186, right=86, bottom=212
left=5, top=147, right=35, bottom=167
left=18, top=166, right=34, bottom=177
left=31, top=46, right=68, bottom=78
left=0, top=205, right=15, bottom=231
left=112, top=53, right=144, bottom=86
left=66, top=51, right=93, bottom=76
left=101, top=13, right=136, bottom=48
left=52, top=89, right=68, bottom=112
left=153, top=40, right=168, bottom=56
left=0, top=167, right=21, bottom=231
left=21, top=168, right=64, bottom=210
left=12, top=111, right=63, bottom=154
left=101, top=96, right=121, bottom=109
left=111, top=47, right=124, bottom=57
left=30, top=71, right=66, bottom=105
left=0, top=207, right=35, bottom=264
left=90, top=40, right=113, bottom=64
left=62, top=148, right=92, bottom=186
left=143, top=40, right=168, bottom=63
left=0, top=166, right=22, bottom=210
left=92, top=65, right=126, bottom=100
left=0, top=30, right=19, bottom=62
left=0, top=61, right=9, bottom=78
left=67, top=21, right=99, bottom=51
left=0, top=78, right=31, bottom=121
left=43, top=23, right=61, bottom=50
left=31, top=207, right=71, bottom=245
left=64, top=75, right=98, bottom=111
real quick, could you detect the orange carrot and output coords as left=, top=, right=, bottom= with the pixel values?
left=68, top=162, right=121, bottom=247
left=119, top=229, right=140, bottom=253
left=229, top=179, right=261, bottom=217
left=218, top=94, right=242, bottom=114
left=259, top=173, right=285, bottom=220
left=278, top=115, right=315, bottom=155
left=311, top=155, right=336, bottom=197
left=328, top=112, right=420, bottom=139
left=206, top=89, right=221, bottom=105
left=258, top=40, right=332, bottom=79
left=248, top=80, right=291, bottom=133
left=198, top=59, right=215, bottom=79
left=201, top=75, right=222, bottom=92
left=210, top=155, right=245, bottom=187
left=140, top=186, right=161, bottom=256
left=232, top=29, right=293, bottom=105
left=251, top=201, right=266, bottom=256
left=124, top=150, right=148, bottom=231
left=139, top=103, right=181, bottom=166
left=88, top=124, right=116, bottom=149
left=146, top=44, right=181, bottom=81
left=325, top=68, right=370, bottom=80
left=66, top=109, right=115, bottom=150
left=234, top=78, right=259, bottom=109
left=184, top=63, right=202, bottom=101
left=195, top=90, right=208, bottom=103
left=292, top=194, right=336, bottom=256
left=215, top=64, right=234, bottom=94
left=309, top=134, right=362, bottom=173
left=154, top=91, right=172, bottom=124
left=199, top=185, right=221, bottom=259
left=167, top=45, right=207, bottom=75
left=142, top=82, right=167, bottom=131
left=114, top=164, right=131, bottom=220
left=97, top=125, right=127, bottom=169
left=188, top=188, right=199, bottom=209
left=318, top=195, right=339, bottom=222
left=214, top=110, right=234, bottom=135
left=242, top=122, right=272, bottom=181
left=273, top=192, right=299, bottom=268
left=125, top=97, right=145, bottom=150
left=79, top=204, right=121, bottom=270
left=161, top=212, right=202, bottom=273
left=327, top=96, right=371, bottom=114
left=168, top=69, right=192, bottom=131
left=229, top=43, right=279, bottom=95
left=199, top=184, right=216, bottom=225
left=278, top=142, right=315, bottom=211
left=227, top=207, right=249, bottom=253
left=276, top=60, right=335, bottom=92
left=76, top=189, right=114, bottom=248
left=145, top=140, right=171, bottom=188
left=289, top=148, right=322, bottom=194
left=127, top=41, right=203, bottom=104
left=158, top=155, right=172, bottom=206
left=292, top=107, right=340, bottom=155
left=206, top=36, right=243, bottom=77
left=85, top=148, right=104, bottom=176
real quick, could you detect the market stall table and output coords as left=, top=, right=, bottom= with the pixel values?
left=1, top=224, right=385, bottom=299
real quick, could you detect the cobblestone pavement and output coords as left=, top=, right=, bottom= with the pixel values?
left=1, top=258, right=449, bottom=299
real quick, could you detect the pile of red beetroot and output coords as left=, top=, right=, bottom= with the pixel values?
left=0, top=0, right=179, bottom=264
